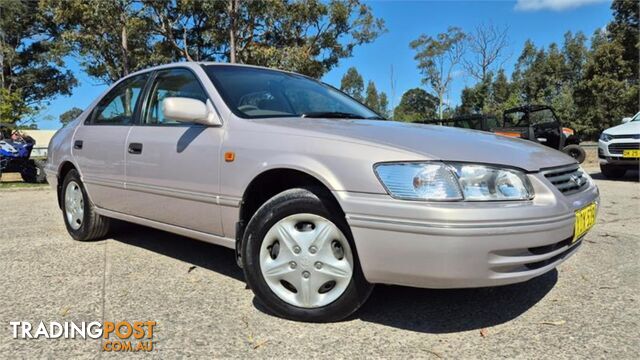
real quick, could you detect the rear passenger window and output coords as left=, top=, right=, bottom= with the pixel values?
left=144, top=69, right=208, bottom=125
left=90, top=74, right=148, bottom=125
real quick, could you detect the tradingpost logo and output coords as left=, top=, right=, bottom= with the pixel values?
left=9, top=321, right=157, bottom=352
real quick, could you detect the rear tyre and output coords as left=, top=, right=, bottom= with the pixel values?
left=20, top=159, right=47, bottom=183
left=61, top=169, right=110, bottom=241
left=600, top=164, right=626, bottom=179
left=562, top=144, right=586, bottom=164
left=241, top=187, right=373, bottom=322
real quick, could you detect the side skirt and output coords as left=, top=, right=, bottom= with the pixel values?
left=95, top=207, right=236, bottom=250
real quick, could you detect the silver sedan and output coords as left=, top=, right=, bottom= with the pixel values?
left=46, top=62, right=599, bottom=322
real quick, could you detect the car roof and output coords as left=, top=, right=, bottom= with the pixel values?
left=124, top=61, right=305, bottom=82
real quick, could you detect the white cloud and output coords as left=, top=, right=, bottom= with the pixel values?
left=515, top=0, right=610, bottom=12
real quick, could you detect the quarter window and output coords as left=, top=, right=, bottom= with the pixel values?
left=90, top=74, right=148, bottom=125
left=144, top=69, right=208, bottom=125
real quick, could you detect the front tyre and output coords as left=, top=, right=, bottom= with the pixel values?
left=241, top=188, right=373, bottom=322
left=61, top=169, right=110, bottom=241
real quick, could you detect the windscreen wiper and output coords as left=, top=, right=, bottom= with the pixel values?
left=300, top=111, right=365, bottom=119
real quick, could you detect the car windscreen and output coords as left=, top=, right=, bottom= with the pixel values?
left=203, top=65, right=381, bottom=120
left=504, top=109, right=557, bottom=127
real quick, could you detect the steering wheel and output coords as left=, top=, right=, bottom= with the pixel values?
left=238, top=105, right=259, bottom=112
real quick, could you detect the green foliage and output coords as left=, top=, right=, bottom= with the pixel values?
left=339, top=68, right=388, bottom=116
left=59, top=107, right=84, bottom=125
left=378, top=92, right=389, bottom=118
left=455, top=0, right=639, bottom=140
left=410, top=27, right=466, bottom=118
left=44, top=0, right=166, bottom=83
left=340, top=67, right=365, bottom=101
left=364, top=81, right=380, bottom=113
left=45, top=0, right=385, bottom=82
left=0, top=0, right=77, bottom=124
left=393, top=88, right=438, bottom=122
left=574, top=0, right=639, bottom=138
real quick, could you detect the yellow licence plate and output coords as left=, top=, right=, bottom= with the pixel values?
left=623, top=149, right=640, bottom=158
left=574, top=202, right=596, bottom=242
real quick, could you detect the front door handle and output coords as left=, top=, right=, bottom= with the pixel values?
left=128, top=142, right=143, bottom=154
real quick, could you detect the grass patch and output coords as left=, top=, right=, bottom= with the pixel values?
left=0, top=182, right=49, bottom=189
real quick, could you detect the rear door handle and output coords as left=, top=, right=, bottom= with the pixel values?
left=128, top=142, right=143, bottom=154
left=73, top=140, right=83, bottom=149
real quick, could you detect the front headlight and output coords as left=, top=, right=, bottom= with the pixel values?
left=599, top=132, right=612, bottom=142
left=374, top=162, right=534, bottom=201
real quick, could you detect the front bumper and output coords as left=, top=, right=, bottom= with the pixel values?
left=334, top=172, right=599, bottom=289
left=598, top=139, right=640, bottom=168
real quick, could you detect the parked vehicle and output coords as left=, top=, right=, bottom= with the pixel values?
left=0, top=124, right=47, bottom=183
left=46, top=63, right=599, bottom=322
left=416, top=105, right=587, bottom=163
left=598, top=112, right=640, bottom=178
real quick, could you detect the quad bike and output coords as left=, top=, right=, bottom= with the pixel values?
left=0, top=123, right=47, bottom=183
left=414, top=105, right=587, bottom=163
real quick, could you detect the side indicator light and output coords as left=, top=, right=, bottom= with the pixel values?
left=224, top=151, right=235, bottom=162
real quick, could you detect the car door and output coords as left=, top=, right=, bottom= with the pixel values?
left=124, top=68, right=224, bottom=235
left=72, top=73, right=149, bottom=212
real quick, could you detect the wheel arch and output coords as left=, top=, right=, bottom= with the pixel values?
left=56, top=161, right=78, bottom=209
left=235, top=167, right=346, bottom=266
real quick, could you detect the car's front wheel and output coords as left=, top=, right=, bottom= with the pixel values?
left=61, top=169, right=110, bottom=241
left=241, top=188, right=373, bottom=322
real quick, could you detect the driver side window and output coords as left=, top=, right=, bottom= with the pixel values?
left=144, top=69, right=208, bottom=125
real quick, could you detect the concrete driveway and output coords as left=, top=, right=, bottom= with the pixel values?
left=0, top=168, right=638, bottom=358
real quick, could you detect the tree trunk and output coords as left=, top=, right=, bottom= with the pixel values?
left=121, top=16, right=129, bottom=77
left=228, top=0, right=237, bottom=63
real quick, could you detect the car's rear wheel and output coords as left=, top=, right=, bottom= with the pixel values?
left=600, top=164, right=626, bottom=179
left=241, top=187, right=373, bottom=322
left=61, top=169, right=110, bottom=241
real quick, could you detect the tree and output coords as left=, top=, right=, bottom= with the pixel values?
left=226, top=0, right=386, bottom=78
left=59, top=107, right=83, bottom=125
left=393, top=88, right=438, bottom=122
left=574, top=0, right=639, bottom=138
left=0, top=0, right=77, bottom=124
left=463, top=23, right=509, bottom=82
left=364, top=81, right=380, bottom=112
left=378, top=92, right=389, bottom=117
left=141, top=0, right=225, bottom=62
left=46, top=0, right=385, bottom=82
left=340, top=67, right=365, bottom=101
left=410, top=27, right=466, bottom=119
left=45, top=0, right=167, bottom=84
left=607, top=0, right=639, bottom=79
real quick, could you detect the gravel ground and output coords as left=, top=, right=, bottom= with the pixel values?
left=0, top=166, right=638, bottom=359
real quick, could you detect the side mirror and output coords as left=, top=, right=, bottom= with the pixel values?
left=162, top=97, right=221, bottom=126
left=621, top=117, right=632, bottom=124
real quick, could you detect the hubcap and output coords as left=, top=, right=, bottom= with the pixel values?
left=259, top=213, right=354, bottom=308
left=64, top=181, right=84, bottom=230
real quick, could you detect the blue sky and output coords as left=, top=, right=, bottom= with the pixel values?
left=37, top=0, right=613, bottom=129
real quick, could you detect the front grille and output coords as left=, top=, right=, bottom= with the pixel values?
left=608, top=142, right=640, bottom=155
left=608, top=134, right=640, bottom=140
left=543, top=165, right=589, bottom=195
